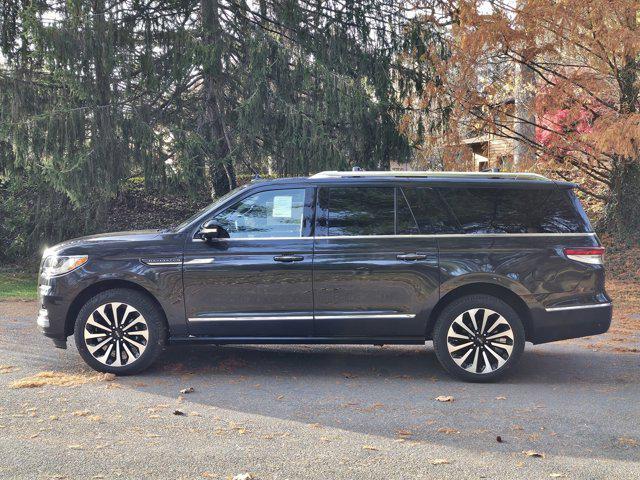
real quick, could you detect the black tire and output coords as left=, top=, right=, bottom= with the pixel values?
left=74, top=288, right=166, bottom=375
left=432, top=294, right=525, bottom=382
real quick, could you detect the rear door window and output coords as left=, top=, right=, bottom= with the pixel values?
left=319, top=187, right=395, bottom=236
left=437, top=187, right=591, bottom=233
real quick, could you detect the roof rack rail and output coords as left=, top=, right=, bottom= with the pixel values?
left=309, top=170, right=550, bottom=181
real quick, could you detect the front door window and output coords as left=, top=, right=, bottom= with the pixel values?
left=214, top=188, right=306, bottom=238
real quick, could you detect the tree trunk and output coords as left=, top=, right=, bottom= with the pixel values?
left=200, top=0, right=234, bottom=199
left=513, top=0, right=537, bottom=170
left=606, top=160, right=640, bottom=241
left=605, top=9, right=639, bottom=241
left=513, top=61, right=536, bottom=169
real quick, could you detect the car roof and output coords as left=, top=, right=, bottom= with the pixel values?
left=249, top=171, right=575, bottom=189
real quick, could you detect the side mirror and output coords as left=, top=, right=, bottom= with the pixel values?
left=200, top=220, right=229, bottom=242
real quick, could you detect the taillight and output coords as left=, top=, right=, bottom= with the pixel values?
left=563, top=247, right=605, bottom=265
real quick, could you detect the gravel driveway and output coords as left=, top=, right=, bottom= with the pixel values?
left=0, top=301, right=638, bottom=479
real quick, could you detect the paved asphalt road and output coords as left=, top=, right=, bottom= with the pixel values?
left=0, top=301, right=638, bottom=480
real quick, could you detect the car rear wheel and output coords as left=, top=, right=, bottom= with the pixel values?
left=432, top=294, right=525, bottom=382
left=74, top=288, right=166, bottom=375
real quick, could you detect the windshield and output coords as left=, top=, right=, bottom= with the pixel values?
left=172, top=184, right=250, bottom=232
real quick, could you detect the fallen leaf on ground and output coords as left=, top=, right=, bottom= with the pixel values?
left=201, top=473, right=217, bottom=478
left=362, top=445, right=380, bottom=451
left=396, top=429, right=413, bottom=437
left=71, top=410, right=91, bottom=417
left=435, top=395, right=454, bottom=403
left=180, top=387, right=194, bottom=394
left=429, top=459, right=451, bottom=465
left=101, top=373, right=116, bottom=381
left=216, top=356, right=248, bottom=373
left=618, top=437, right=638, bottom=447
left=437, top=427, right=459, bottom=434
left=68, top=444, right=83, bottom=450
left=523, top=450, right=545, bottom=458
left=232, top=474, right=253, bottom=480
left=495, top=396, right=507, bottom=400
left=173, top=410, right=185, bottom=416
left=0, top=365, right=18, bottom=374
left=549, top=474, right=566, bottom=478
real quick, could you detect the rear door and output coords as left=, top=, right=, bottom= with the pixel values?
left=312, top=184, right=440, bottom=338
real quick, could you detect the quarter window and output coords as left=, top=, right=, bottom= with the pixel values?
left=437, top=187, right=591, bottom=234
left=399, top=187, right=459, bottom=234
left=213, top=189, right=306, bottom=238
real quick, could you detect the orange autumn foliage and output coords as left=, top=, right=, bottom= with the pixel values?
left=408, top=0, right=640, bottom=234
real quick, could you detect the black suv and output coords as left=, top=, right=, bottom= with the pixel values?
left=37, top=171, right=612, bottom=381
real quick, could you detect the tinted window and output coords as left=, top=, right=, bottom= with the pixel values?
left=540, top=189, right=592, bottom=233
left=396, top=190, right=419, bottom=234
left=399, top=187, right=459, bottom=234
left=326, top=187, right=394, bottom=236
left=437, top=187, right=591, bottom=234
left=213, top=188, right=306, bottom=238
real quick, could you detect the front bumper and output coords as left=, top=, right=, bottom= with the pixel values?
left=530, top=302, right=612, bottom=344
left=36, top=272, right=84, bottom=348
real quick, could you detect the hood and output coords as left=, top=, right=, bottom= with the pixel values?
left=44, top=229, right=164, bottom=256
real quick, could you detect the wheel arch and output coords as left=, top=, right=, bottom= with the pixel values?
left=426, top=282, right=534, bottom=341
left=65, top=279, right=168, bottom=338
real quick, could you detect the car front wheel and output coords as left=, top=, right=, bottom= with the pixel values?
left=74, top=288, right=166, bottom=375
left=432, top=294, right=525, bottom=382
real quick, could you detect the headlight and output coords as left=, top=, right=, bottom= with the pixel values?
left=42, top=255, right=88, bottom=277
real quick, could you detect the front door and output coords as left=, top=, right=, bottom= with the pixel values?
left=183, top=186, right=315, bottom=337
left=312, top=185, right=440, bottom=338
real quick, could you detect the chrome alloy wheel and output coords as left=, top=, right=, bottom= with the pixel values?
left=83, top=302, right=149, bottom=366
left=446, top=308, right=515, bottom=374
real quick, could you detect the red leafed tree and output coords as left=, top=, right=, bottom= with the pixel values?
left=410, top=0, right=640, bottom=239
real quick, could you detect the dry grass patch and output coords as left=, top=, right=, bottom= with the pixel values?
left=10, top=371, right=115, bottom=389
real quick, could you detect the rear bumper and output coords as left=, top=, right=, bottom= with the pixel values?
left=530, top=303, right=612, bottom=344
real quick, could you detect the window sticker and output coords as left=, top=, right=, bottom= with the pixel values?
left=272, top=195, right=293, bottom=218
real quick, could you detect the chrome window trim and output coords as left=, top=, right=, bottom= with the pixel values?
left=192, top=232, right=596, bottom=242
left=545, top=302, right=611, bottom=312
left=192, top=236, right=307, bottom=242
left=314, top=233, right=596, bottom=240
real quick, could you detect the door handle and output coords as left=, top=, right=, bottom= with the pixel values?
left=396, top=253, right=427, bottom=261
left=273, top=254, right=304, bottom=263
